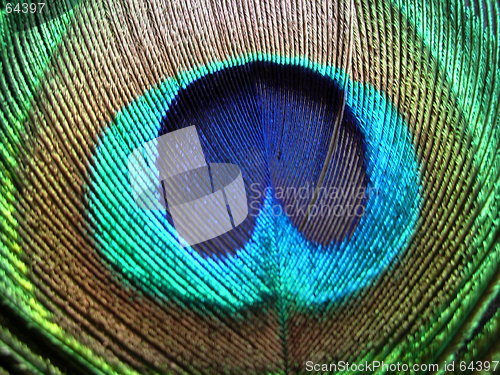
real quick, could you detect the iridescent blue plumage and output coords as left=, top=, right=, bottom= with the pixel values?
left=88, top=56, right=421, bottom=310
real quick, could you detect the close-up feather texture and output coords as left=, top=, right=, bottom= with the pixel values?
left=0, top=0, right=499, bottom=374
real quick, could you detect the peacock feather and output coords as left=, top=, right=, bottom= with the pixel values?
left=0, top=0, right=498, bottom=374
